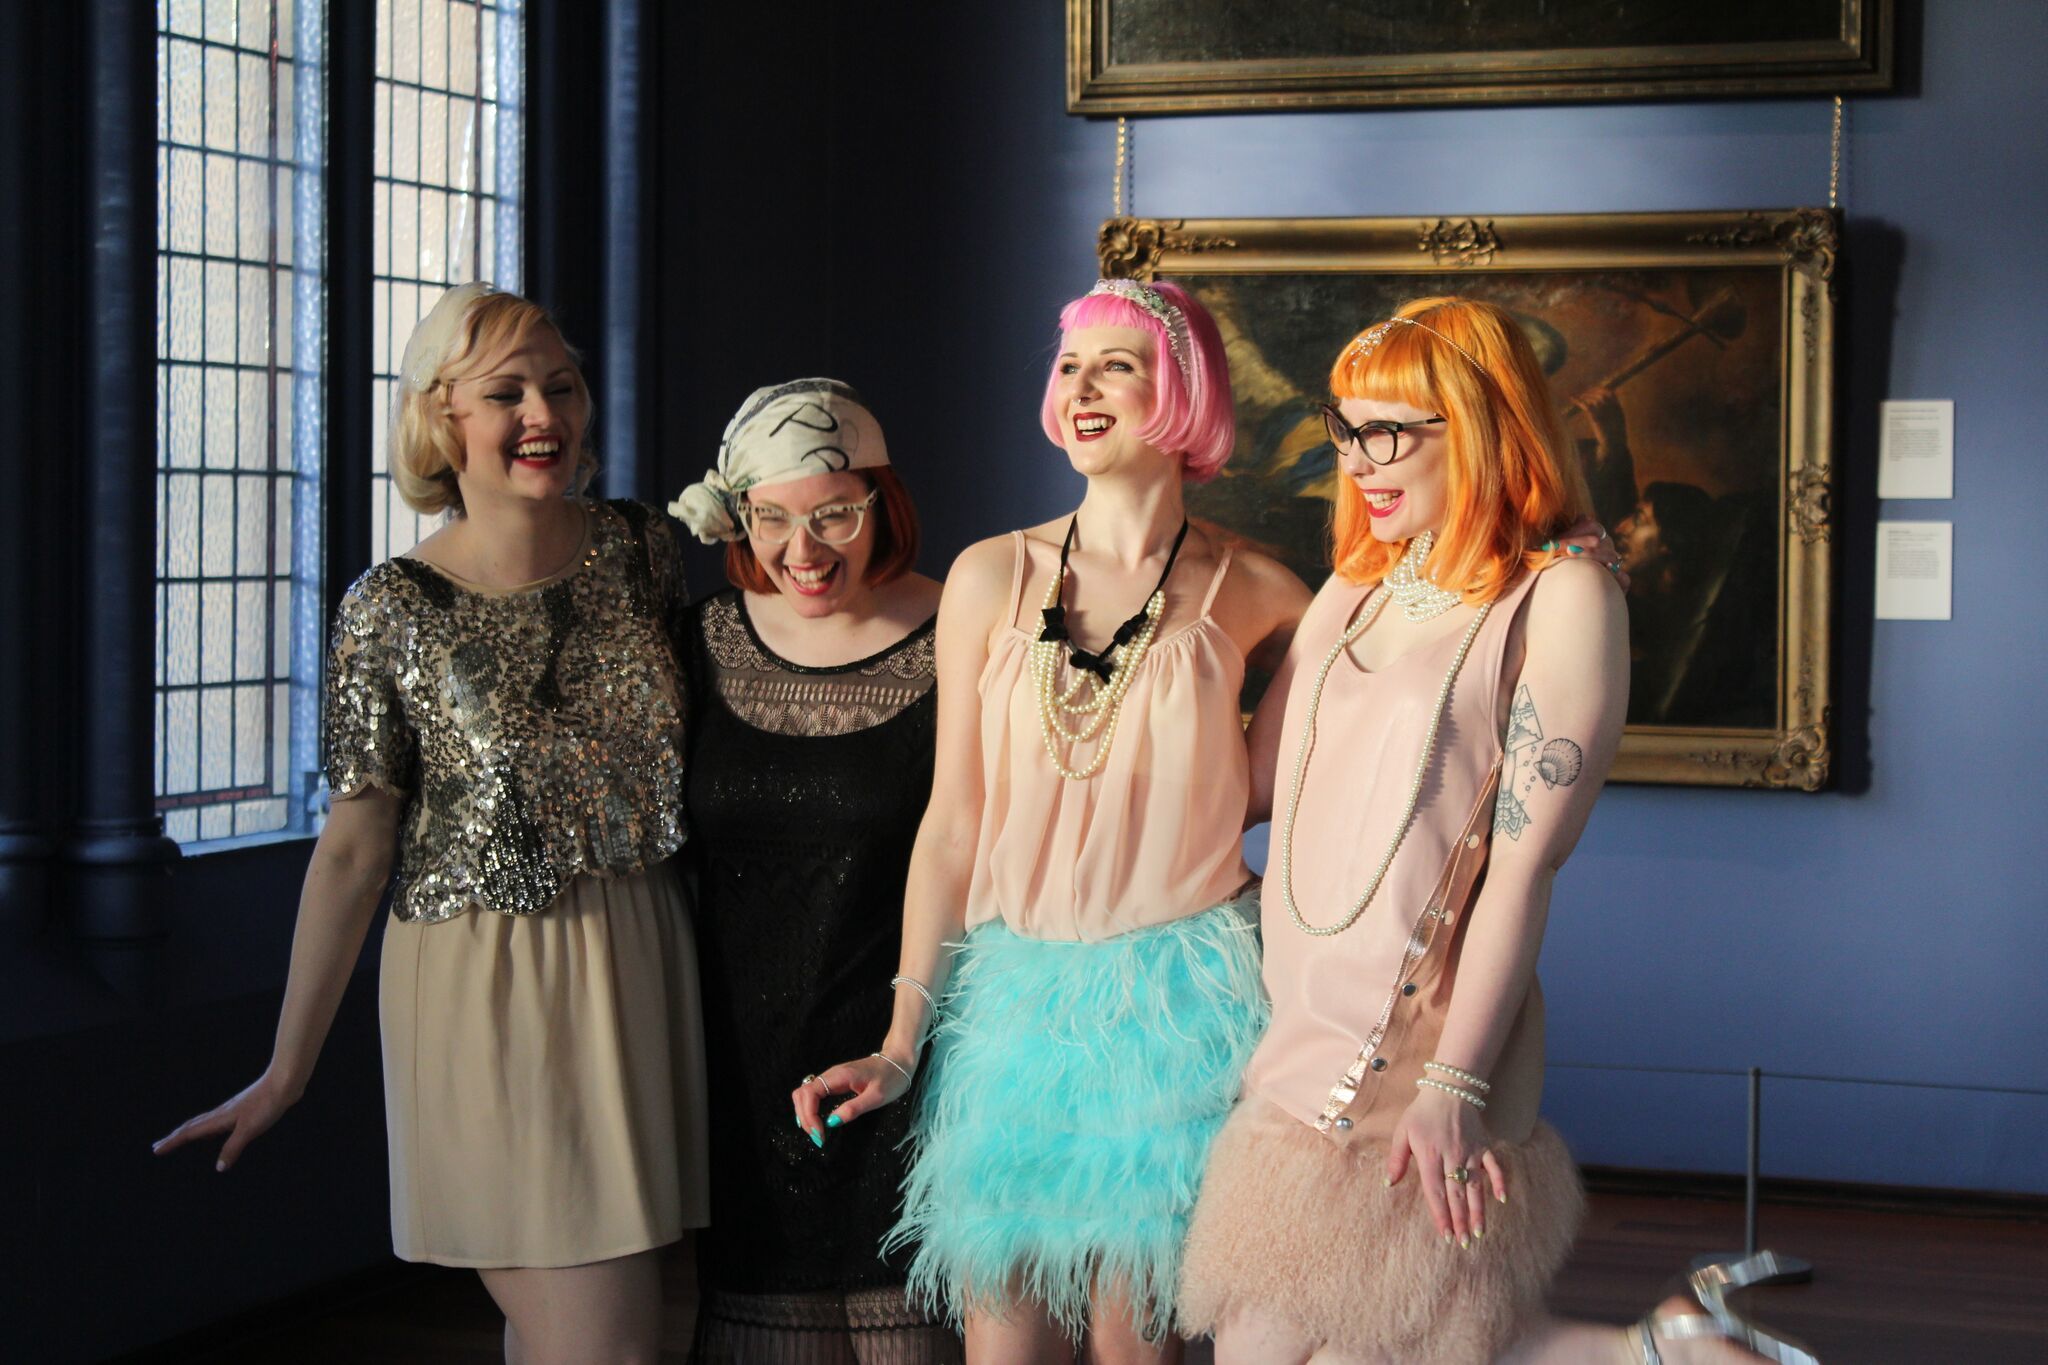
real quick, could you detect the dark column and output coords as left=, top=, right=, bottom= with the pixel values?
left=526, top=0, right=649, bottom=499
left=599, top=0, right=650, bottom=499
left=68, top=0, right=181, bottom=942
left=325, top=0, right=376, bottom=603
left=0, top=0, right=72, bottom=938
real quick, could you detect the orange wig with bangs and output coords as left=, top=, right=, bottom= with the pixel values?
left=1328, top=297, right=1591, bottom=603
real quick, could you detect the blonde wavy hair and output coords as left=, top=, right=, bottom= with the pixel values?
left=390, top=290, right=597, bottom=516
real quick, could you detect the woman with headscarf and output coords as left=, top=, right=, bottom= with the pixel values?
left=671, top=380, right=959, bottom=1363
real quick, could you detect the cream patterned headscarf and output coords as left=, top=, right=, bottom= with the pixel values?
left=670, top=379, right=890, bottom=543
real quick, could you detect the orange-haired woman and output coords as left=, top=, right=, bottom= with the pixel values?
left=1179, top=298, right=1813, bottom=1365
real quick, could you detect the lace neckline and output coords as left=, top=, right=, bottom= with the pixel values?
left=734, top=591, right=937, bottom=677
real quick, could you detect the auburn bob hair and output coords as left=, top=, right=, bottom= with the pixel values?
left=724, top=465, right=922, bottom=593
left=1328, top=296, right=1591, bottom=603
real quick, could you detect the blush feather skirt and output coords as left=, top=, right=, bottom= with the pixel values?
left=884, top=899, right=1266, bottom=1343
left=1179, top=1093, right=1584, bottom=1364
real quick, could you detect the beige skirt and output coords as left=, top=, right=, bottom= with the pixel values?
left=380, top=863, right=710, bottom=1268
left=1179, top=1093, right=1583, bottom=1365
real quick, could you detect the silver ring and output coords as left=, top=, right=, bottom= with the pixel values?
left=1447, top=1166, right=1471, bottom=1184
left=801, top=1074, right=827, bottom=1095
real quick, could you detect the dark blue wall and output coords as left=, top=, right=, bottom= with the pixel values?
left=671, top=1, right=2047, bottom=1195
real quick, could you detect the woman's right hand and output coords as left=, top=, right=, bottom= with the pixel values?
left=152, top=1072, right=298, bottom=1172
left=789, top=1050, right=915, bottom=1147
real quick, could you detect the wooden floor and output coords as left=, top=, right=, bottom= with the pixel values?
left=126, top=1190, right=2048, bottom=1363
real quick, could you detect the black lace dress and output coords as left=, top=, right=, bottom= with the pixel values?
left=684, top=590, right=959, bottom=1364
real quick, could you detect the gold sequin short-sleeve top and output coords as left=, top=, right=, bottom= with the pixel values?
left=324, top=499, right=690, bottom=924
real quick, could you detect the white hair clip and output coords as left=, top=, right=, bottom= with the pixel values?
left=399, top=281, right=497, bottom=392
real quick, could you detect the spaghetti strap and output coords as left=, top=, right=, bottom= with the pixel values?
left=1482, top=568, right=1548, bottom=737
left=1198, top=545, right=1236, bottom=618
left=1005, top=530, right=1032, bottom=631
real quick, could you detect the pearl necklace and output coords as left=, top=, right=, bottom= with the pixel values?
left=1031, top=518, right=1186, bottom=782
left=1278, top=586, right=1492, bottom=937
left=1384, top=531, right=1463, bottom=623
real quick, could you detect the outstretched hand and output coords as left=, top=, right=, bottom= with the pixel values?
left=789, top=1051, right=915, bottom=1147
left=152, top=1073, right=297, bottom=1172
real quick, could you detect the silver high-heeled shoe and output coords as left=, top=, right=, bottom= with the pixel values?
left=1634, top=1250, right=1819, bottom=1364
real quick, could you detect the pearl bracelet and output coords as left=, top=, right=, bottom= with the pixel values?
left=1423, top=1061, right=1492, bottom=1093
left=1416, top=1076, right=1488, bottom=1110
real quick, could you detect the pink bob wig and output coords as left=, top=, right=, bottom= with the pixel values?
left=1037, top=278, right=1236, bottom=482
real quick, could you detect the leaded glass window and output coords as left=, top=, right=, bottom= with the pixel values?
left=155, top=0, right=325, bottom=845
left=371, top=0, right=524, bottom=562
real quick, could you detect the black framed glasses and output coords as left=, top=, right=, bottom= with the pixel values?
left=1319, top=404, right=1446, bottom=466
left=744, top=488, right=881, bottom=545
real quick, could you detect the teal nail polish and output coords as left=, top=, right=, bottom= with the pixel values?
left=826, top=1114, right=842, bottom=1129
left=809, top=1128, right=824, bottom=1149
left=1540, top=540, right=1556, bottom=551
left=1568, top=544, right=1585, bottom=555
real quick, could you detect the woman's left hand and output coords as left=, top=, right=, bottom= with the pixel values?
left=1549, top=517, right=1630, bottom=592
left=1385, top=1086, right=1507, bottom=1246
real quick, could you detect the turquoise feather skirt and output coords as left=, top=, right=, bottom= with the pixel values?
left=885, top=898, right=1267, bottom=1342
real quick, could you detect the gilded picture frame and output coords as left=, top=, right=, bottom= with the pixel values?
left=1100, top=209, right=1836, bottom=789
left=1067, top=0, right=1893, bottom=114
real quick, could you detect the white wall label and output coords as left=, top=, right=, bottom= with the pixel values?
left=1878, top=400, right=1954, bottom=500
left=1875, top=521, right=1953, bottom=620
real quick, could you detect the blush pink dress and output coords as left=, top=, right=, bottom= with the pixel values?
left=1181, top=565, right=1586, bottom=1365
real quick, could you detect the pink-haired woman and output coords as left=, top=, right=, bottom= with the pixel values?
left=795, top=278, right=1309, bottom=1363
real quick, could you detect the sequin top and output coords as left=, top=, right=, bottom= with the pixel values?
left=324, top=499, right=690, bottom=924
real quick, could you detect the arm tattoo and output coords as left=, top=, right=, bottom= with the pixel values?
left=1493, top=685, right=1585, bottom=841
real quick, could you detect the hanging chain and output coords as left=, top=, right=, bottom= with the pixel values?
left=1829, top=95, right=1843, bottom=211
left=1113, top=116, right=1131, bottom=217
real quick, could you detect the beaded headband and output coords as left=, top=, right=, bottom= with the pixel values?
left=1087, top=278, right=1194, bottom=385
left=1346, top=315, right=1491, bottom=380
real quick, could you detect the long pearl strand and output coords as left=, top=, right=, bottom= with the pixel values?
left=1032, top=569, right=1165, bottom=781
left=1278, top=588, right=1492, bottom=937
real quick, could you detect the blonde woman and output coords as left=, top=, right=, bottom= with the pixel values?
left=155, top=284, right=708, bottom=1364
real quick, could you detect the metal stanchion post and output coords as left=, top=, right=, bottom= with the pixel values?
left=1693, top=1068, right=1814, bottom=1283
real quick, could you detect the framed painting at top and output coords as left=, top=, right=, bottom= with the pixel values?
left=1099, top=209, right=1836, bottom=789
left=1067, top=0, right=1893, bottom=113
